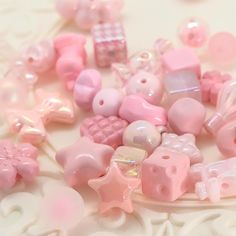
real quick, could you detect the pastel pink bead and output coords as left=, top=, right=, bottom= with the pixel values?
left=92, top=88, right=123, bottom=116
left=119, top=95, right=167, bottom=126
left=179, top=17, right=209, bottom=48
left=208, top=32, right=236, bottom=66
left=168, top=98, right=206, bottom=136
left=216, top=121, right=236, bottom=157
left=125, top=71, right=163, bottom=105
left=54, top=34, right=87, bottom=90
left=73, top=69, right=102, bottom=111
left=162, top=47, right=201, bottom=77
left=141, top=147, right=190, bottom=202
left=123, top=120, right=161, bottom=154
left=80, top=115, right=128, bottom=148
left=55, top=0, right=79, bottom=20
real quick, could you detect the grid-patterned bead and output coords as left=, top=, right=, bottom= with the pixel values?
left=92, top=22, right=127, bottom=67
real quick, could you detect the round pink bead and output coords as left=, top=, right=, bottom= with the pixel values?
left=92, top=88, right=123, bottom=117
left=55, top=0, right=79, bottom=20
left=123, top=120, right=161, bottom=154
left=179, top=17, right=209, bottom=48
left=208, top=32, right=236, bottom=65
left=126, top=71, right=163, bottom=105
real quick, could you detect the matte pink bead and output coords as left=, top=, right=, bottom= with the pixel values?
left=208, top=32, right=236, bottom=66
left=162, top=47, right=201, bottom=77
left=125, top=71, right=164, bottom=105
left=80, top=115, right=128, bottom=148
left=73, top=69, right=102, bottom=111
left=216, top=121, right=236, bottom=157
left=92, top=88, right=123, bottom=117
left=123, top=120, right=161, bottom=154
left=168, top=98, right=206, bottom=136
left=141, top=147, right=190, bottom=201
left=119, top=95, right=167, bottom=126
left=54, top=34, right=87, bottom=90
left=178, top=17, right=209, bottom=48
left=92, top=23, right=127, bottom=67
left=55, top=0, right=79, bottom=20
left=164, top=70, right=201, bottom=105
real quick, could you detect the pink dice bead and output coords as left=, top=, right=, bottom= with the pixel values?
left=162, top=47, right=201, bottom=77
left=168, top=98, right=206, bottom=136
left=92, top=22, right=127, bottom=67
left=141, top=147, right=190, bottom=201
left=125, top=71, right=164, bottom=105
left=178, top=17, right=209, bottom=48
left=208, top=32, right=236, bottom=66
left=92, top=88, right=123, bottom=116
left=123, top=120, right=161, bottom=154
left=55, top=0, right=79, bottom=20
left=164, top=70, right=201, bottom=105
left=54, top=34, right=87, bottom=90
left=80, top=115, right=128, bottom=148
left=119, top=95, right=167, bottom=126
left=73, top=69, right=102, bottom=111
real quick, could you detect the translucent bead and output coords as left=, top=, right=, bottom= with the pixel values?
left=55, top=0, right=79, bottom=20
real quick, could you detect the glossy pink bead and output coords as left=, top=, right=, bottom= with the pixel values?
left=56, top=137, right=114, bottom=187
left=208, top=32, right=236, bottom=66
left=123, top=120, right=161, bottom=154
left=92, top=23, right=127, bottom=67
left=54, top=34, right=87, bottom=90
left=162, top=47, right=201, bottom=77
left=168, top=98, right=206, bottom=136
left=80, top=115, right=128, bottom=148
left=125, top=71, right=163, bottom=105
left=92, top=88, right=123, bottom=116
left=73, top=69, right=102, bottom=111
left=119, top=95, right=167, bottom=126
left=141, top=147, right=190, bottom=202
left=178, top=17, right=209, bottom=48
left=55, top=0, right=79, bottom=20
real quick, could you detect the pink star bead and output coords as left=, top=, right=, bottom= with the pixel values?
left=56, top=137, right=114, bottom=187
left=88, top=162, right=140, bottom=213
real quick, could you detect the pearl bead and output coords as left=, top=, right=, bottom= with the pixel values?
left=55, top=0, right=79, bottom=20
left=179, top=17, right=209, bottom=48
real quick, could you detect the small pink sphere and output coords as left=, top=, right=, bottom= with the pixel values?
left=55, top=0, right=79, bottom=20
left=208, top=32, right=236, bottom=65
left=126, top=71, right=163, bottom=105
left=92, top=88, right=123, bottom=117
left=179, top=17, right=209, bottom=48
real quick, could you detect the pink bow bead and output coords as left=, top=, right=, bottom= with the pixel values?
left=0, top=140, right=39, bottom=189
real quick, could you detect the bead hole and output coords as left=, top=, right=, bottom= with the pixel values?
left=28, top=57, right=34, bottom=64
left=140, top=78, right=147, bottom=84
left=99, top=100, right=104, bottom=106
left=162, top=155, right=170, bottom=160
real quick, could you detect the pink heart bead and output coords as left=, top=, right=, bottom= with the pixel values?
left=73, top=69, right=102, bottom=111
left=54, top=34, right=87, bottom=90
left=92, top=88, right=123, bottom=117
left=55, top=0, right=79, bottom=20
left=119, top=95, right=167, bottom=126
left=168, top=98, right=206, bottom=136
left=125, top=71, right=164, bottom=105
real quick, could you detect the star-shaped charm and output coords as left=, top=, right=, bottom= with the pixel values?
left=88, top=162, right=140, bottom=214
left=56, top=137, right=114, bottom=187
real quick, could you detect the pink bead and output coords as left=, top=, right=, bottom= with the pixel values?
left=178, top=17, right=209, bottom=48
left=55, top=0, right=79, bottom=20
left=162, top=47, right=201, bottom=77
left=123, top=120, right=161, bottom=154
left=56, top=137, right=114, bottom=187
left=154, top=38, right=173, bottom=56
left=119, top=95, right=167, bottom=126
left=92, top=23, right=127, bottom=67
left=208, top=32, right=236, bottom=66
left=80, top=115, right=128, bottom=148
left=164, top=70, right=201, bottom=105
left=141, top=147, right=190, bottom=201
left=216, top=121, right=236, bottom=157
left=125, top=71, right=164, bottom=105
left=168, top=98, right=206, bottom=136
left=54, top=34, right=87, bottom=90
left=73, top=69, right=102, bottom=111
left=92, top=88, right=123, bottom=116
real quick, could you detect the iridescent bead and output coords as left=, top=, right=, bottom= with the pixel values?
left=178, top=17, right=209, bottom=48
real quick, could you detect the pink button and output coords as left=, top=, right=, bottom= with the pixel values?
left=73, top=69, right=102, bottom=111
left=119, top=95, right=167, bottom=126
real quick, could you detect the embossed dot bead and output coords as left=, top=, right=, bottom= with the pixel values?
left=92, top=88, right=123, bottom=117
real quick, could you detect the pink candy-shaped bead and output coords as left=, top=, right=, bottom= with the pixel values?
left=119, top=95, right=167, bottom=126
left=73, top=69, right=102, bottom=111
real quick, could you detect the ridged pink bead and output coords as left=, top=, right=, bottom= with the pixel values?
left=55, top=0, right=79, bottom=20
